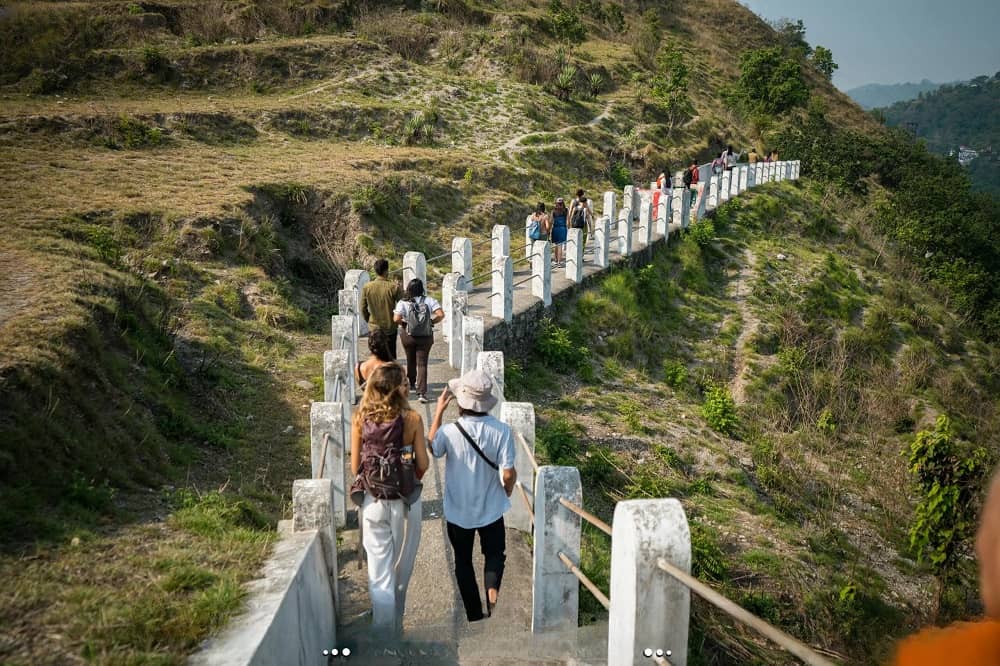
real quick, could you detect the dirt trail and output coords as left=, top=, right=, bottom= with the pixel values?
left=497, top=98, right=614, bottom=154
left=729, top=247, right=760, bottom=405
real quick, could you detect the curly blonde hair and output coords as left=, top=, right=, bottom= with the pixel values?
left=357, top=364, right=408, bottom=424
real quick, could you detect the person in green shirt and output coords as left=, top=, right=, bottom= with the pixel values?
left=360, top=259, right=403, bottom=361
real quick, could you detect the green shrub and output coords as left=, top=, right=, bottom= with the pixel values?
left=690, top=523, right=727, bottom=581
left=609, top=161, right=631, bottom=189
left=662, top=359, right=688, bottom=389
left=547, top=0, right=586, bottom=43
left=536, top=318, right=589, bottom=374
left=687, top=218, right=715, bottom=247
left=816, top=408, right=836, bottom=435
left=537, top=416, right=582, bottom=465
left=701, top=384, right=739, bottom=435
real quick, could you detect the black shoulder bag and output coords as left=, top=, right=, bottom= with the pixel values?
left=454, top=421, right=498, bottom=470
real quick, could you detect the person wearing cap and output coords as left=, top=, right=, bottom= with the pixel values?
left=427, top=369, right=517, bottom=622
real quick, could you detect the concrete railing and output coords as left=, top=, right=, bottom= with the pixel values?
left=205, top=159, right=802, bottom=665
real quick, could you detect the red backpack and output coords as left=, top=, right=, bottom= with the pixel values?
left=350, top=415, right=418, bottom=506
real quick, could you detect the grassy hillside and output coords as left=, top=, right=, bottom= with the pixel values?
left=0, top=0, right=996, bottom=663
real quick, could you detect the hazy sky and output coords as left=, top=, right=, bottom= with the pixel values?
left=739, top=0, right=1000, bottom=91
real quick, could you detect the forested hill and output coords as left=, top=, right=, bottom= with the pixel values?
left=880, top=73, right=1000, bottom=195
left=846, top=79, right=943, bottom=109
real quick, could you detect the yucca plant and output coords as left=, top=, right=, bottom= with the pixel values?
left=555, top=65, right=577, bottom=100
left=588, top=72, right=604, bottom=96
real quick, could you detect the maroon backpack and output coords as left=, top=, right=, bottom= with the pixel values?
left=350, top=415, right=418, bottom=506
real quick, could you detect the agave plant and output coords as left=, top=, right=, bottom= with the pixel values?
left=589, top=72, right=605, bottom=96
left=555, top=65, right=577, bottom=101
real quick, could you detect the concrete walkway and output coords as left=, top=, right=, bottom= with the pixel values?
left=334, top=230, right=670, bottom=664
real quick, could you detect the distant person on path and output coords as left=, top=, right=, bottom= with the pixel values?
left=892, top=466, right=1000, bottom=664
left=356, top=327, right=401, bottom=394
left=528, top=202, right=550, bottom=243
left=684, top=160, right=700, bottom=208
left=393, top=278, right=444, bottom=404
left=569, top=188, right=593, bottom=236
left=550, top=197, right=569, bottom=265
left=350, top=364, right=429, bottom=638
left=653, top=170, right=671, bottom=224
left=427, top=369, right=517, bottom=622
left=748, top=148, right=759, bottom=164
left=711, top=155, right=725, bottom=175
left=360, top=259, right=403, bottom=360
left=722, top=145, right=737, bottom=171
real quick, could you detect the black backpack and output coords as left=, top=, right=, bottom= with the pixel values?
left=405, top=297, right=433, bottom=337
left=570, top=201, right=587, bottom=229
left=682, top=168, right=693, bottom=187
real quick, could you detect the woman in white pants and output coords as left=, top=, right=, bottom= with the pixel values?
left=350, top=364, right=429, bottom=636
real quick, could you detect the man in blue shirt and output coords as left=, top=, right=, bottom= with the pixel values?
left=427, top=369, right=517, bottom=621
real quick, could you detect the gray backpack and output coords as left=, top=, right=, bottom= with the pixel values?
left=405, top=297, right=432, bottom=337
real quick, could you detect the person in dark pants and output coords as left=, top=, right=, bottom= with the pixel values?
left=427, top=370, right=517, bottom=621
left=393, top=278, right=443, bottom=403
left=360, top=259, right=403, bottom=360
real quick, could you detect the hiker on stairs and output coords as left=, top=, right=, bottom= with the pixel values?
left=427, top=369, right=517, bottom=622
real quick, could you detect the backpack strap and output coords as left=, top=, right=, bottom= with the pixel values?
left=454, top=421, right=498, bottom=470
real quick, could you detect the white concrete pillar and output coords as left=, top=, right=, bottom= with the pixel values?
left=694, top=183, right=708, bottom=221
left=309, top=403, right=347, bottom=528
left=608, top=499, right=691, bottom=666
left=323, top=349, right=350, bottom=404
left=501, top=402, right=535, bottom=534
left=492, top=224, right=510, bottom=261
left=729, top=168, right=740, bottom=198
left=636, top=195, right=653, bottom=247
left=330, top=315, right=356, bottom=403
left=566, top=228, right=583, bottom=283
left=636, top=192, right=654, bottom=245
left=594, top=216, right=610, bottom=269
left=618, top=211, right=633, bottom=257
left=532, top=465, right=582, bottom=633
left=720, top=171, right=731, bottom=203
left=338, top=288, right=360, bottom=342
left=626, top=185, right=639, bottom=221
left=402, top=251, right=426, bottom=291
left=707, top=175, right=719, bottom=211
left=461, top=314, right=484, bottom=377
left=755, top=163, right=764, bottom=186
left=475, top=351, right=504, bottom=419
left=452, top=237, right=472, bottom=287
left=524, top=215, right=533, bottom=260
left=449, top=290, right=468, bottom=370
left=343, top=269, right=370, bottom=336
left=655, top=196, right=669, bottom=237
left=602, top=191, right=616, bottom=227
left=738, top=165, right=749, bottom=193
left=531, top=240, right=551, bottom=306
left=292, top=478, right=339, bottom=616
left=492, top=254, right=513, bottom=322
left=441, top=272, right=464, bottom=343
left=748, top=164, right=757, bottom=189
left=671, top=186, right=688, bottom=232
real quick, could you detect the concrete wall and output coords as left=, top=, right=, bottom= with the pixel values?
left=190, top=530, right=336, bottom=666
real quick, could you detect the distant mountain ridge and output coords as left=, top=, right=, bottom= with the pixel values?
left=846, top=79, right=944, bottom=109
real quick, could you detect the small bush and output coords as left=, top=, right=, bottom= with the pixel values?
left=609, top=162, right=631, bottom=189
left=816, top=408, right=837, bottom=435
left=662, top=359, right=688, bottom=389
left=547, top=0, right=586, bottom=42
left=536, top=318, right=589, bottom=374
left=690, top=523, right=727, bottom=581
left=687, top=218, right=715, bottom=247
left=701, top=384, right=739, bottom=436
left=537, top=416, right=582, bottom=465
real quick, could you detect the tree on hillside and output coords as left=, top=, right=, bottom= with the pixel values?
left=733, top=47, right=809, bottom=116
left=632, top=8, right=661, bottom=70
left=649, top=40, right=692, bottom=130
left=768, top=17, right=812, bottom=57
left=810, top=45, right=837, bottom=81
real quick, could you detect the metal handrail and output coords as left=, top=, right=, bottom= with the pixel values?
left=512, top=275, right=536, bottom=289
left=514, top=432, right=538, bottom=472
left=656, top=558, right=834, bottom=666
left=516, top=481, right=534, bottom=527
left=424, top=248, right=458, bottom=264
left=558, top=551, right=609, bottom=610
left=472, top=237, right=492, bottom=248
left=317, top=432, right=331, bottom=479
left=338, top=332, right=351, bottom=350
left=559, top=497, right=611, bottom=536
